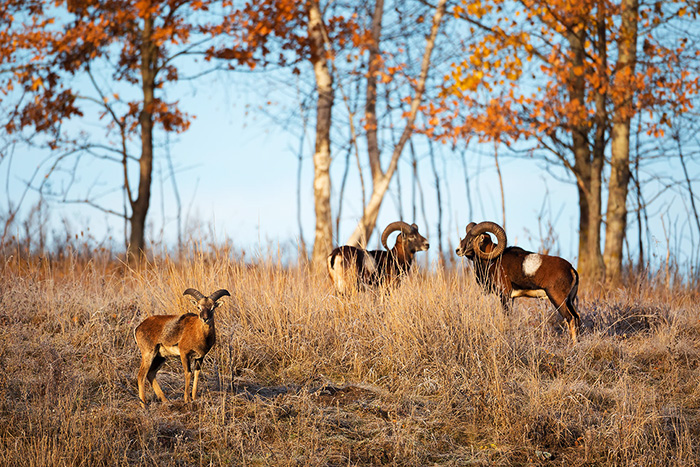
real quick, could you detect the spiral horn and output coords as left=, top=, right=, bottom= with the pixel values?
left=381, top=221, right=413, bottom=250
left=470, top=222, right=507, bottom=260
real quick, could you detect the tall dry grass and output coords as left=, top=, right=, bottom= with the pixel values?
left=1, top=247, right=699, bottom=466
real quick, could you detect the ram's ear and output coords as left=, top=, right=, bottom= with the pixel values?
left=465, top=222, right=477, bottom=236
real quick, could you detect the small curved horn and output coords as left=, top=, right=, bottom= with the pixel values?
left=471, top=222, right=507, bottom=260
left=381, top=221, right=413, bottom=250
left=209, top=289, right=231, bottom=302
left=183, top=288, right=206, bottom=301
left=465, top=222, right=476, bottom=235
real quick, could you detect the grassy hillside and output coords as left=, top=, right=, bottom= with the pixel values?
left=1, top=249, right=699, bottom=466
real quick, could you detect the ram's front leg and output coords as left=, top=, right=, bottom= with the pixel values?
left=191, top=358, right=204, bottom=401
left=181, top=353, right=193, bottom=403
left=499, top=293, right=514, bottom=313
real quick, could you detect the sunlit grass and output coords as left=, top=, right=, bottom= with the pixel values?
left=1, top=247, right=699, bottom=465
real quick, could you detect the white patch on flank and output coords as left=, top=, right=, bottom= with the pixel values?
left=522, top=254, right=542, bottom=276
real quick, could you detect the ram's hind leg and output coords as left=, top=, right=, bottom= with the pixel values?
left=547, top=289, right=579, bottom=344
left=566, top=273, right=581, bottom=328
left=565, top=297, right=581, bottom=343
left=147, top=354, right=168, bottom=403
left=137, top=352, right=154, bottom=407
left=565, top=280, right=581, bottom=342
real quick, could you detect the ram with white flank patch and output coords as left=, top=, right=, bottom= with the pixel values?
left=134, top=288, right=230, bottom=407
left=456, top=221, right=581, bottom=343
left=327, top=221, right=429, bottom=294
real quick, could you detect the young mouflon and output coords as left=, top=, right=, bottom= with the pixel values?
left=134, top=288, right=230, bottom=406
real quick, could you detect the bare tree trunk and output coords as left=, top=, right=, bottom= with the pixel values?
left=308, top=0, right=334, bottom=271
left=585, top=0, right=607, bottom=284
left=128, top=14, right=157, bottom=266
left=411, top=141, right=418, bottom=221
left=604, top=0, right=638, bottom=285
left=459, top=144, right=473, bottom=221
left=365, top=0, right=384, bottom=190
left=332, top=57, right=363, bottom=244
left=346, top=0, right=447, bottom=246
left=634, top=137, right=644, bottom=268
left=568, top=26, right=596, bottom=284
left=294, top=79, right=309, bottom=262
left=676, top=130, right=700, bottom=236
left=412, top=142, right=429, bottom=240
left=336, top=143, right=352, bottom=244
left=165, top=132, right=182, bottom=252
left=428, top=138, right=444, bottom=265
left=297, top=119, right=308, bottom=263
left=567, top=18, right=605, bottom=286
left=587, top=141, right=605, bottom=282
left=348, top=0, right=384, bottom=248
left=605, top=141, right=631, bottom=286
left=493, top=142, right=506, bottom=231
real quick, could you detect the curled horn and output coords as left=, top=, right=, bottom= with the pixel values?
left=209, top=289, right=231, bottom=302
left=183, top=288, right=206, bottom=301
left=381, top=221, right=413, bottom=250
left=471, top=222, right=507, bottom=260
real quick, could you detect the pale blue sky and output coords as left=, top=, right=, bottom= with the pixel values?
left=2, top=70, right=697, bottom=272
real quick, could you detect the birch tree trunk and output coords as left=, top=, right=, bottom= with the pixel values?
left=346, top=0, right=447, bottom=247
left=308, top=0, right=335, bottom=270
left=604, top=0, right=639, bottom=285
left=365, top=0, right=384, bottom=191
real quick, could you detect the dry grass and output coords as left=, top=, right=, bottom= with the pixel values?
left=1, top=248, right=699, bottom=466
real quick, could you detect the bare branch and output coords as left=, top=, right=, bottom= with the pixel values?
left=347, top=0, right=449, bottom=246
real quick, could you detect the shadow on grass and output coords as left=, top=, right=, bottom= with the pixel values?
left=580, top=299, right=667, bottom=338
left=228, top=377, right=382, bottom=409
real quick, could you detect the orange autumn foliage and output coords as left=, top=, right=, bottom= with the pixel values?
left=0, top=0, right=242, bottom=140
left=211, top=0, right=360, bottom=70
left=431, top=0, right=698, bottom=145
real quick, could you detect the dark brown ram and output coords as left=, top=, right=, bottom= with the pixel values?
left=456, top=221, right=581, bottom=343
left=327, top=221, right=429, bottom=294
left=134, top=288, right=230, bottom=406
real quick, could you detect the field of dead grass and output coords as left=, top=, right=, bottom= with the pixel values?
left=1, top=248, right=699, bottom=466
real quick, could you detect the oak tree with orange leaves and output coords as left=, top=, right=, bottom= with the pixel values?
left=0, top=0, right=240, bottom=264
left=434, top=0, right=699, bottom=285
